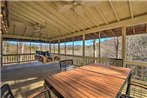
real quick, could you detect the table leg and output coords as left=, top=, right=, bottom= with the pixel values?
left=126, top=73, right=132, bottom=95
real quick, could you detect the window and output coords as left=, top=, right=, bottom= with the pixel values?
left=74, top=41, right=83, bottom=56
left=60, top=43, right=65, bottom=54
left=66, top=42, right=73, bottom=55
left=54, top=43, right=58, bottom=54
left=3, top=41, right=17, bottom=54
left=100, top=37, right=122, bottom=59
left=85, top=40, right=94, bottom=56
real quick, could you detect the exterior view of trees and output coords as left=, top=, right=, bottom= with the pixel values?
left=2, top=34, right=147, bottom=62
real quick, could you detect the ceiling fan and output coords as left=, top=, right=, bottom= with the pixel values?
left=33, top=23, right=47, bottom=34
left=59, top=0, right=95, bottom=15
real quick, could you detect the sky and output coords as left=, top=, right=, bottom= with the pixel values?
left=5, top=38, right=112, bottom=46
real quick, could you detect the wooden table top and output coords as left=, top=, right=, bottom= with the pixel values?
left=45, top=64, right=131, bottom=98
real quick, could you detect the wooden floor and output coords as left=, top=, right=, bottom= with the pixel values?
left=1, top=61, right=61, bottom=98
left=1, top=62, right=147, bottom=98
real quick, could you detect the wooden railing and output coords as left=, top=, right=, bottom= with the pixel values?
left=2, top=53, right=35, bottom=65
left=126, top=61, right=147, bottom=85
left=53, top=54, right=123, bottom=67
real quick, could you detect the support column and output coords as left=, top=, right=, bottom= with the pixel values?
left=54, top=44, right=55, bottom=53
left=83, top=34, right=85, bottom=65
left=49, top=42, right=51, bottom=53
left=65, top=40, right=66, bottom=55
left=40, top=42, right=42, bottom=51
left=17, top=39, right=19, bottom=63
left=99, top=32, right=101, bottom=58
left=122, top=26, right=126, bottom=67
left=0, top=31, right=2, bottom=66
left=83, top=34, right=85, bottom=56
left=72, top=37, right=74, bottom=55
left=93, top=39, right=97, bottom=63
left=30, top=40, right=31, bottom=63
left=58, top=40, right=60, bottom=55
left=48, top=41, right=50, bottom=52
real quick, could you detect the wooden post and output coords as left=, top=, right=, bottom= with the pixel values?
left=40, top=42, right=42, bottom=51
left=65, top=40, right=66, bottom=59
left=58, top=40, right=60, bottom=54
left=54, top=43, right=55, bottom=53
left=30, top=40, right=31, bottom=63
left=99, top=32, right=101, bottom=58
left=48, top=41, right=50, bottom=52
left=17, top=39, right=19, bottom=63
left=83, top=34, right=85, bottom=65
left=0, top=30, right=2, bottom=66
left=122, top=26, right=126, bottom=67
left=49, top=42, right=51, bottom=53
left=65, top=40, right=66, bottom=55
left=72, top=37, right=74, bottom=55
left=93, top=39, right=97, bottom=63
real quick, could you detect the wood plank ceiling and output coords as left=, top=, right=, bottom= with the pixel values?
left=2, top=0, right=147, bottom=43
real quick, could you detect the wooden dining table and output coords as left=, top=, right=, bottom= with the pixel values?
left=44, top=63, right=132, bottom=98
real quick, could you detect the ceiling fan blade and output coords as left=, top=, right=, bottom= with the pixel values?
left=75, top=5, right=84, bottom=16
left=59, top=4, right=73, bottom=12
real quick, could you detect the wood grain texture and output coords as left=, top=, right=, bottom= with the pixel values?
left=45, top=63, right=131, bottom=98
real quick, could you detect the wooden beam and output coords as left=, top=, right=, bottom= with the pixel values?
left=2, top=34, right=48, bottom=41
left=83, top=6, right=99, bottom=26
left=108, top=0, right=120, bottom=21
left=23, top=27, right=27, bottom=36
left=94, top=4, right=108, bottom=24
left=128, top=0, right=133, bottom=18
left=14, top=24, right=16, bottom=34
left=110, top=29, right=116, bottom=36
left=10, top=6, right=61, bottom=36
left=50, top=15, right=147, bottom=41
left=122, top=26, right=126, bottom=67
left=132, top=27, right=136, bottom=34
left=0, top=30, right=3, bottom=66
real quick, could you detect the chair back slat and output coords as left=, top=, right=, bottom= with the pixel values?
left=60, top=59, right=73, bottom=66
left=1, top=84, right=14, bottom=98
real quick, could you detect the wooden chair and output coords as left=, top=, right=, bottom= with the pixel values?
left=1, top=84, right=14, bottom=98
left=59, top=59, right=76, bottom=71
left=1, top=84, right=48, bottom=98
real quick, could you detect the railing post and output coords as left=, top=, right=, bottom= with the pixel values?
left=83, top=34, right=85, bottom=65
left=0, top=30, right=3, bottom=66
left=122, top=26, right=126, bottom=67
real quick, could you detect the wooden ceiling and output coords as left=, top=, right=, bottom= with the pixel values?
left=1, top=0, right=147, bottom=43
